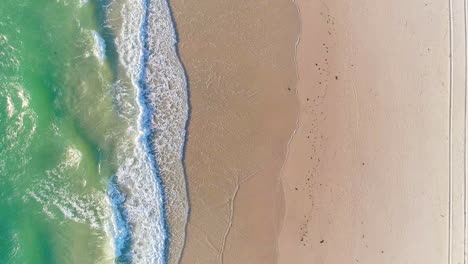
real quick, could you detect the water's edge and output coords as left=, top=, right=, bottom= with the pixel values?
left=104, top=0, right=190, bottom=262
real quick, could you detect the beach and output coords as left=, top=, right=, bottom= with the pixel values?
left=173, top=0, right=467, bottom=263
left=0, top=0, right=465, bottom=263
left=279, top=0, right=459, bottom=263
left=170, top=0, right=299, bottom=263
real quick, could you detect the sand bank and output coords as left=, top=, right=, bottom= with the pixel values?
left=279, top=0, right=465, bottom=263
left=170, top=0, right=299, bottom=263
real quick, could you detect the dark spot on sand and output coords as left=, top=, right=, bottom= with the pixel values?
left=335, top=76, right=339, bottom=80
left=320, top=240, right=325, bottom=244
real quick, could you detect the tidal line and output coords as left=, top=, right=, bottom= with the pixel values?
left=448, top=0, right=454, bottom=263
left=464, top=0, right=468, bottom=261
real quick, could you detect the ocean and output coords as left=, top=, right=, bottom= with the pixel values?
left=0, top=0, right=189, bottom=263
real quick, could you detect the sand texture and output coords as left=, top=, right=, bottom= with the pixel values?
left=171, top=0, right=468, bottom=262
left=278, top=0, right=468, bottom=263
left=170, top=0, right=299, bottom=263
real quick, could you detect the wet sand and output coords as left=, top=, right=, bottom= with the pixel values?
left=170, top=0, right=299, bottom=263
left=279, top=0, right=460, bottom=263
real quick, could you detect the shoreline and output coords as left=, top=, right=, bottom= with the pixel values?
left=105, top=0, right=191, bottom=262
left=141, top=1, right=190, bottom=263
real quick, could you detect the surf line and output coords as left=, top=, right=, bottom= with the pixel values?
left=107, top=0, right=171, bottom=262
left=135, top=0, right=171, bottom=262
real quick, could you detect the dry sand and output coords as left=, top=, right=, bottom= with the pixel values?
left=279, top=0, right=468, bottom=263
left=170, top=0, right=299, bottom=263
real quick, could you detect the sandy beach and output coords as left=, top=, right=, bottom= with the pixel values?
left=279, top=0, right=463, bottom=263
left=171, top=0, right=468, bottom=262
left=170, top=0, right=299, bottom=263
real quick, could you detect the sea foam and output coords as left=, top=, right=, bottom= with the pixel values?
left=106, top=0, right=189, bottom=262
left=92, top=30, right=107, bottom=63
left=141, top=0, right=189, bottom=262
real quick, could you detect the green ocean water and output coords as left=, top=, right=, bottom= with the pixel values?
left=0, top=0, right=189, bottom=261
left=0, top=0, right=122, bottom=263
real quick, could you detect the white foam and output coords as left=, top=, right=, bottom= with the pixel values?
left=0, top=33, right=20, bottom=72
left=143, top=0, right=190, bottom=262
left=1, top=82, right=37, bottom=154
left=6, top=96, right=14, bottom=118
left=111, top=136, right=167, bottom=263
left=28, top=145, right=110, bottom=230
left=107, top=0, right=189, bottom=262
left=79, top=0, right=89, bottom=7
left=29, top=183, right=110, bottom=230
left=108, top=6, right=168, bottom=259
left=26, top=145, right=117, bottom=261
left=98, top=0, right=190, bottom=262
left=17, top=88, right=29, bottom=108
left=106, top=184, right=125, bottom=258
left=64, top=147, right=82, bottom=168
left=92, top=30, right=106, bottom=63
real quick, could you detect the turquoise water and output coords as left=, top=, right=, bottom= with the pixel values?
left=0, top=0, right=189, bottom=263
